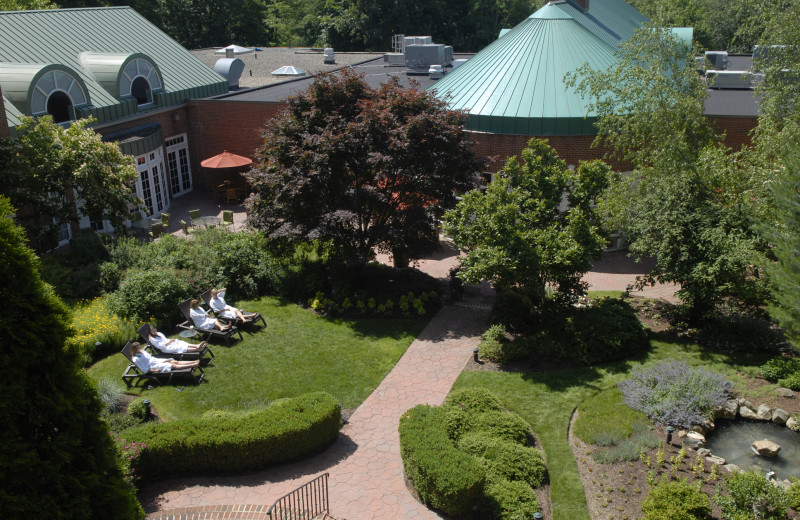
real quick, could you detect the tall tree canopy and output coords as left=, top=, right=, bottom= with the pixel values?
left=0, top=196, right=143, bottom=519
left=0, top=116, right=138, bottom=251
left=570, top=25, right=770, bottom=320
left=443, top=138, right=610, bottom=313
left=246, top=69, right=482, bottom=267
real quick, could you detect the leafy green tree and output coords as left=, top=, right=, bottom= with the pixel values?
left=569, top=24, right=771, bottom=320
left=443, top=138, right=609, bottom=313
left=0, top=0, right=55, bottom=8
left=0, top=196, right=143, bottom=519
left=0, top=116, right=138, bottom=252
left=247, top=69, right=482, bottom=267
left=760, top=140, right=800, bottom=349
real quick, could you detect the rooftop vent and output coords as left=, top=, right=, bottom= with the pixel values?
left=429, top=64, right=443, bottom=79
left=323, top=48, right=335, bottom=64
left=384, top=53, right=405, bottom=66
left=405, top=44, right=445, bottom=70
left=705, top=51, right=728, bottom=70
left=706, top=70, right=762, bottom=90
left=271, top=66, right=306, bottom=76
left=214, top=58, right=245, bottom=89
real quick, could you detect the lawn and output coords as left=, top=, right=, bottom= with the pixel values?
left=87, top=296, right=427, bottom=421
left=453, top=334, right=777, bottom=520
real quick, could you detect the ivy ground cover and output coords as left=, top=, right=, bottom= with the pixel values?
left=87, top=296, right=426, bottom=421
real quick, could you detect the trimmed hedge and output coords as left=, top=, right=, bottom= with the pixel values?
left=398, top=405, right=486, bottom=517
left=457, top=432, right=547, bottom=487
left=124, top=392, right=340, bottom=482
left=484, top=478, right=540, bottom=520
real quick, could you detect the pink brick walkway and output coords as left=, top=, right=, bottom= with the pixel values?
left=140, top=285, right=494, bottom=520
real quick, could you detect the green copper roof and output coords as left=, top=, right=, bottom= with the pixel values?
left=431, top=0, right=648, bottom=136
left=0, top=7, right=227, bottom=131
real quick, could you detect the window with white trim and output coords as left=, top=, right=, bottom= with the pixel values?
left=31, top=70, right=87, bottom=123
left=120, top=58, right=162, bottom=108
left=134, top=148, right=169, bottom=216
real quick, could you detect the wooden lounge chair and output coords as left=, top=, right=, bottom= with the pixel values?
left=120, top=341, right=204, bottom=389
left=200, top=288, right=266, bottom=329
left=136, top=323, right=214, bottom=365
left=176, top=298, right=243, bottom=346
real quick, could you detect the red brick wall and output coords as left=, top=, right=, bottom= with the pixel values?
left=709, top=116, right=758, bottom=151
left=187, top=99, right=286, bottom=188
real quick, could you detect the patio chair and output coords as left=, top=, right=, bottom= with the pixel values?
left=181, top=219, right=190, bottom=235
left=224, top=188, right=239, bottom=205
left=137, top=323, right=214, bottom=365
left=176, top=298, right=243, bottom=346
left=120, top=341, right=204, bottom=389
left=149, top=222, right=164, bottom=239
left=200, top=288, right=266, bottom=329
left=160, top=212, right=171, bottom=229
left=221, top=210, right=235, bottom=231
left=188, top=208, right=202, bottom=227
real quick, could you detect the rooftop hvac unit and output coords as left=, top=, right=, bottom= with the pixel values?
left=323, top=48, right=335, bottom=64
left=706, top=70, right=762, bottom=89
left=705, top=51, right=728, bottom=70
left=405, top=44, right=445, bottom=70
left=213, top=58, right=245, bottom=89
left=404, top=35, right=432, bottom=47
left=443, top=46, right=453, bottom=66
left=753, top=44, right=789, bottom=71
left=452, top=58, right=468, bottom=69
left=429, top=64, right=443, bottom=79
left=384, top=53, right=405, bottom=66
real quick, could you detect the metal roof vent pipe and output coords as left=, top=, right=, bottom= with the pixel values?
left=214, top=58, right=245, bottom=90
left=225, top=48, right=234, bottom=59
left=323, top=48, right=335, bottom=64
left=569, top=0, right=590, bottom=10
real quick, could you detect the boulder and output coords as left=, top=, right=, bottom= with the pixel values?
left=696, top=448, right=711, bottom=458
left=684, top=431, right=706, bottom=449
left=715, top=400, right=738, bottom=420
left=678, top=430, right=688, bottom=438
left=757, top=404, right=773, bottom=420
left=787, top=416, right=800, bottom=432
left=775, top=387, right=795, bottom=398
left=723, top=463, right=741, bottom=473
left=739, top=406, right=762, bottom=420
left=752, top=439, right=781, bottom=457
left=705, top=455, right=726, bottom=465
left=772, top=408, right=790, bottom=425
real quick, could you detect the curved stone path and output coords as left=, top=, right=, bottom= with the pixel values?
left=141, top=283, right=494, bottom=520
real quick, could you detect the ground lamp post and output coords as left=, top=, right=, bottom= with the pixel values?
left=533, top=512, right=543, bottom=519
left=666, top=426, right=674, bottom=444
left=473, top=347, right=479, bottom=362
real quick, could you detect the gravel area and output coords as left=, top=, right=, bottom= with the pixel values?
left=190, top=47, right=383, bottom=89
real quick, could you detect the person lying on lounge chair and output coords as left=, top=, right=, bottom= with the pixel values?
left=190, top=299, right=231, bottom=331
left=209, top=288, right=257, bottom=322
left=148, top=324, right=207, bottom=353
left=131, top=342, right=200, bottom=373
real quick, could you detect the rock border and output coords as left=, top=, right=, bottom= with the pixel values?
left=675, top=389, right=799, bottom=490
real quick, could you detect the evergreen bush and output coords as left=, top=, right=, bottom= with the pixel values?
left=715, top=469, right=787, bottom=520
left=484, top=478, right=540, bottom=520
left=107, top=268, right=193, bottom=325
left=457, top=432, right=547, bottom=487
left=0, top=196, right=143, bottom=519
left=642, top=476, right=711, bottom=520
left=761, top=357, right=800, bottom=383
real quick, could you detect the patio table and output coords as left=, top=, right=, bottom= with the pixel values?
left=193, top=216, right=221, bottom=228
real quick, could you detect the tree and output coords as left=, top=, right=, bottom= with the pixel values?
left=0, top=196, right=143, bottom=519
left=246, top=69, right=482, bottom=268
left=760, top=140, right=800, bottom=349
left=443, top=138, right=609, bottom=313
left=0, top=116, right=138, bottom=251
left=569, top=25, right=771, bottom=320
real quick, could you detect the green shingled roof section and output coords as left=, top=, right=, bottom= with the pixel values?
left=430, top=0, right=647, bottom=136
left=0, top=7, right=227, bottom=130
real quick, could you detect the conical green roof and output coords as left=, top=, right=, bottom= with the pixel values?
left=431, top=0, right=647, bottom=136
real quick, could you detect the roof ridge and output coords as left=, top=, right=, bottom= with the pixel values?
left=0, top=6, right=130, bottom=15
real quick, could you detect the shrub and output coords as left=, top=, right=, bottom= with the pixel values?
left=68, top=296, right=137, bottom=363
left=715, top=469, right=788, bottom=520
left=642, top=476, right=711, bottom=520
left=457, top=432, right=547, bottom=487
left=483, top=324, right=508, bottom=343
left=98, top=260, right=122, bottom=293
left=398, top=405, right=486, bottom=517
left=619, top=359, right=732, bottom=428
left=127, top=398, right=149, bottom=423
left=761, top=357, right=800, bottom=383
left=96, top=377, right=125, bottom=414
left=484, top=478, right=540, bottom=520
left=107, top=268, right=193, bottom=325
left=123, top=392, right=341, bottom=483
left=212, top=231, right=277, bottom=299
left=107, top=235, right=144, bottom=271
left=778, top=373, right=800, bottom=391
left=444, top=387, right=505, bottom=414
left=786, top=477, right=800, bottom=510
left=592, top=429, right=660, bottom=464
left=445, top=408, right=531, bottom=444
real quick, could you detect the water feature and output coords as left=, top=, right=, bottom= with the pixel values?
left=705, top=420, right=800, bottom=480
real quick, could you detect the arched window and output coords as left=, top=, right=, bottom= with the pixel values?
left=120, top=58, right=162, bottom=107
left=30, top=69, right=87, bottom=123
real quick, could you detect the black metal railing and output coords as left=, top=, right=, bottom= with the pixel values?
left=267, top=472, right=330, bottom=520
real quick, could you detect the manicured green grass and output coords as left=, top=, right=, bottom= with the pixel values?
left=452, top=334, right=776, bottom=520
left=87, top=296, right=426, bottom=421
left=572, top=386, right=649, bottom=445
left=588, top=290, right=625, bottom=299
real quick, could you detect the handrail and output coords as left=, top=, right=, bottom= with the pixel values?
left=267, top=472, right=330, bottom=520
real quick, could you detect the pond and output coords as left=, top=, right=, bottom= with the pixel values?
left=705, top=419, right=800, bottom=480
